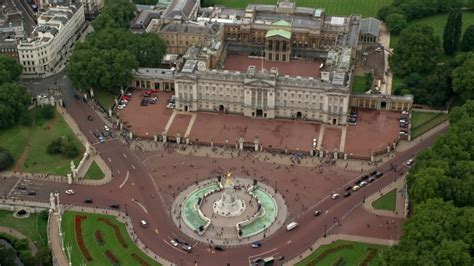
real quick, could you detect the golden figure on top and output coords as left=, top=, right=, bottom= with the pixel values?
left=225, top=171, right=234, bottom=186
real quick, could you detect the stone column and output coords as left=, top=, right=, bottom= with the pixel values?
left=108, top=109, right=112, bottom=117
left=386, top=145, right=391, bottom=153
left=319, top=150, right=324, bottom=158
left=49, top=192, right=56, bottom=211
left=154, top=135, right=158, bottom=142
left=129, top=131, right=133, bottom=140
left=90, top=88, right=94, bottom=98
left=85, top=142, right=91, bottom=155
left=310, top=150, right=314, bottom=156
left=185, top=138, right=189, bottom=145
left=119, top=122, right=123, bottom=130
left=176, top=133, right=181, bottom=144
left=210, top=137, right=214, bottom=148
left=50, top=96, right=55, bottom=106
left=344, top=153, right=348, bottom=160
left=59, top=98, right=63, bottom=107
left=333, top=151, right=338, bottom=160
left=238, top=137, right=244, bottom=150
left=162, top=131, right=167, bottom=143
left=70, top=161, right=76, bottom=178
left=254, top=136, right=260, bottom=152
left=67, top=174, right=72, bottom=185
left=120, top=88, right=124, bottom=95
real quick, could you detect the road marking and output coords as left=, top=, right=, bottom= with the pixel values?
left=123, top=153, right=128, bottom=158
left=117, top=169, right=121, bottom=174
left=131, top=198, right=148, bottom=214
left=119, top=171, right=130, bottom=189
left=107, top=157, right=112, bottom=163
left=7, top=178, right=22, bottom=198
left=248, top=248, right=278, bottom=259
left=154, top=229, right=159, bottom=235
left=131, top=164, right=136, bottom=170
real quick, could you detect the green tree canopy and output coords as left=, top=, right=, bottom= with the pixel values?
left=443, top=11, right=463, bottom=55
left=390, top=25, right=440, bottom=76
left=0, top=147, right=14, bottom=170
left=0, top=55, right=22, bottom=85
left=92, top=0, right=136, bottom=31
left=0, top=83, right=31, bottom=129
left=453, top=57, right=474, bottom=102
left=67, top=48, right=138, bottom=93
left=461, top=25, right=474, bottom=52
left=385, top=13, right=407, bottom=34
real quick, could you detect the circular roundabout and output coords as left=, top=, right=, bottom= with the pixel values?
left=171, top=172, right=288, bottom=246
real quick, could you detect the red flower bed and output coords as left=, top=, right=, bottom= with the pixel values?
left=308, top=244, right=353, bottom=266
left=97, top=217, right=128, bottom=248
left=105, top=250, right=120, bottom=265
left=132, top=253, right=150, bottom=266
left=95, top=230, right=105, bottom=245
left=74, top=215, right=93, bottom=261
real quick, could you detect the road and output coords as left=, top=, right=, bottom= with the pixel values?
left=7, top=75, right=446, bottom=265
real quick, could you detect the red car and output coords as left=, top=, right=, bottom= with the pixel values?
left=120, top=95, right=131, bottom=101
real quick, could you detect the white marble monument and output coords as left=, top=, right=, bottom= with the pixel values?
left=213, top=171, right=246, bottom=217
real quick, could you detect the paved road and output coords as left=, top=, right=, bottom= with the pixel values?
left=14, top=76, right=446, bottom=265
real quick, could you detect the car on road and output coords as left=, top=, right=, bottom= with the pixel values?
left=352, top=185, right=360, bottom=191
left=406, top=158, right=414, bottom=166
left=286, top=222, right=299, bottom=231
left=368, top=176, right=376, bottom=183
left=345, top=186, right=352, bottom=191
left=359, top=181, right=367, bottom=187
left=87, top=115, right=93, bottom=121
left=251, top=241, right=262, bottom=248
left=314, top=210, right=321, bottom=216
left=278, top=256, right=285, bottom=261
left=99, top=136, right=105, bottom=144
left=170, top=239, right=178, bottom=247
left=214, top=245, right=225, bottom=251
left=141, top=98, right=148, bottom=106
left=17, top=185, right=27, bottom=190
left=27, top=191, right=37, bottom=196
left=65, top=189, right=75, bottom=195
left=104, top=125, right=110, bottom=132
left=93, top=129, right=100, bottom=138
left=344, top=191, right=351, bottom=197
left=331, top=193, right=340, bottom=199
left=140, top=220, right=148, bottom=228
left=375, top=171, right=383, bottom=178
left=181, top=244, right=192, bottom=252
left=84, top=199, right=93, bottom=204
left=110, top=204, right=120, bottom=209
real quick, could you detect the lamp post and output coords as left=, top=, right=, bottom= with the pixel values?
left=324, top=224, right=327, bottom=238
left=363, top=191, right=366, bottom=203
left=125, top=203, right=128, bottom=216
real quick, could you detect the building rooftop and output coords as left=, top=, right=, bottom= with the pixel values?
left=160, top=22, right=220, bottom=35
left=265, top=28, right=291, bottom=39
left=360, top=17, right=380, bottom=37
left=163, top=0, right=197, bottom=19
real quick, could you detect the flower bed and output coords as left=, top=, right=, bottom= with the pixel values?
left=74, top=215, right=93, bottom=261
left=308, top=244, right=353, bottom=266
left=95, top=230, right=105, bottom=246
left=359, top=248, right=378, bottom=266
left=105, top=250, right=120, bottom=266
left=132, top=253, right=150, bottom=266
left=97, top=217, right=128, bottom=248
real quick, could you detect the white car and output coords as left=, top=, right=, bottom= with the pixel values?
left=406, top=159, right=414, bottom=166
left=65, top=189, right=75, bottom=195
left=402, top=110, right=409, bottom=115
left=170, top=239, right=178, bottom=247
left=104, top=125, right=110, bottom=131
left=359, top=181, right=367, bottom=187
left=331, top=193, right=340, bottom=199
left=117, top=104, right=126, bottom=110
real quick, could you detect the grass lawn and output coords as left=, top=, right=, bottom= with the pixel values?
left=411, top=111, right=449, bottom=139
left=390, top=11, right=474, bottom=48
left=352, top=75, right=369, bottom=93
left=209, top=0, right=393, bottom=17
left=0, top=108, right=84, bottom=175
left=84, top=161, right=106, bottom=180
left=372, top=189, right=397, bottom=211
left=62, top=211, right=160, bottom=266
left=296, top=240, right=387, bottom=266
left=0, top=210, right=49, bottom=248
left=94, top=90, right=117, bottom=111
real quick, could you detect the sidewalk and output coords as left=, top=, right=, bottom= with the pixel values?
left=48, top=212, right=69, bottom=266
left=0, top=226, right=38, bottom=255
left=362, top=176, right=406, bottom=218
left=284, top=233, right=398, bottom=265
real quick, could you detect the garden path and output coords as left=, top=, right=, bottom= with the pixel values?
left=0, top=225, right=38, bottom=255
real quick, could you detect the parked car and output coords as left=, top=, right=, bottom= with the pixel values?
left=375, top=171, right=384, bottom=178
left=352, top=185, right=360, bottom=191
left=251, top=241, right=262, bottom=248
left=331, top=193, right=340, bottom=199
left=99, top=136, right=105, bottom=144
left=110, top=204, right=120, bottom=209
left=182, top=244, right=192, bottom=252
left=368, top=176, right=376, bottom=183
left=84, top=199, right=93, bottom=204
left=359, top=181, right=368, bottom=187
left=104, top=125, right=110, bottom=131
left=140, top=220, right=148, bottom=227
left=170, top=239, right=178, bottom=247
left=93, top=129, right=101, bottom=138
left=345, top=186, right=352, bottom=191
left=27, top=191, right=37, bottom=196
left=65, top=189, right=75, bottom=195
left=141, top=99, right=148, bottom=106
left=406, top=158, right=414, bottom=166
left=314, top=210, right=322, bottom=216
left=402, top=110, right=409, bottom=115
left=17, top=185, right=27, bottom=190
left=344, top=191, right=351, bottom=197
left=214, top=245, right=225, bottom=251
left=87, top=115, right=93, bottom=121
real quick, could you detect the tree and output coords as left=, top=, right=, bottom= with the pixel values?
left=0, top=244, right=16, bottom=266
left=453, top=57, right=474, bottom=102
left=443, top=11, right=463, bottom=55
left=92, top=0, right=136, bottom=31
left=390, top=25, right=440, bottom=76
left=385, top=13, right=407, bottom=35
left=460, top=25, right=474, bottom=52
left=0, top=83, right=31, bottom=129
left=0, top=55, right=22, bottom=85
left=0, top=147, right=14, bottom=170
left=67, top=48, right=138, bottom=92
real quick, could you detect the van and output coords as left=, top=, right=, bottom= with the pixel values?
left=286, top=222, right=299, bottom=231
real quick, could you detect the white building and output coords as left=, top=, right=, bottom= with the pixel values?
left=17, top=4, right=85, bottom=76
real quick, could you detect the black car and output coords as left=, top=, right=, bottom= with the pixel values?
left=27, top=191, right=37, bottom=196
left=140, top=99, right=148, bottom=106
left=110, top=204, right=120, bottom=209
left=375, top=171, right=384, bottom=178
left=345, top=186, right=352, bottom=191
left=214, top=245, right=225, bottom=251
left=344, top=191, right=351, bottom=197
left=368, top=176, right=376, bottom=183
left=361, top=175, right=370, bottom=181
left=93, top=129, right=101, bottom=138
left=17, top=185, right=27, bottom=190
left=369, top=171, right=377, bottom=177
left=87, top=115, right=93, bottom=121
left=84, top=199, right=93, bottom=204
